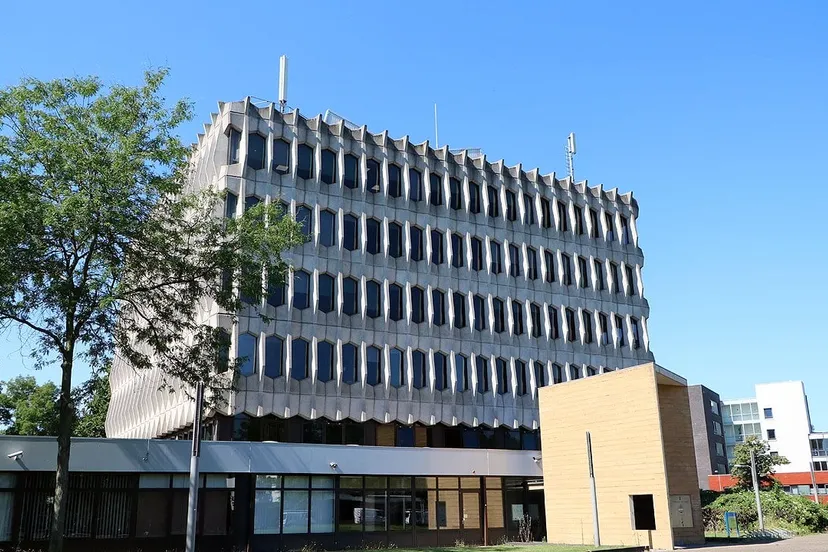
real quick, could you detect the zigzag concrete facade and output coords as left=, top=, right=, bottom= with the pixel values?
left=107, top=98, right=654, bottom=439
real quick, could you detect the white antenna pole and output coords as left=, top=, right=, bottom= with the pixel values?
left=434, top=103, right=439, bottom=148
left=278, top=55, right=289, bottom=113
left=565, top=132, right=577, bottom=181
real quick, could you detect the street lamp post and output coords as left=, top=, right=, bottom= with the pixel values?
left=734, top=452, right=764, bottom=532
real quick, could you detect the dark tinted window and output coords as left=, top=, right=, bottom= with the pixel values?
left=583, top=310, right=594, bottom=343
left=410, top=226, right=423, bottom=261
left=454, top=354, right=468, bottom=392
left=475, top=356, right=489, bottom=393
left=631, top=317, right=641, bottom=349
left=366, top=280, right=382, bottom=318
left=487, top=186, right=500, bottom=218
left=434, top=352, right=448, bottom=391
left=429, top=173, right=443, bottom=206
left=431, top=289, right=445, bottom=326
left=318, top=274, right=336, bottom=313
left=344, top=154, right=359, bottom=189
left=534, top=361, right=547, bottom=388
left=343, top=277, right=359, bottom=316
left=471, top=237, right=484, bottom=271
left=516, top=360, right=528, bottom=395
left=490, top=241, right=502, bottom=274
left=493, top=298, right=505, bottom=333
left=469, top=181, right=481, bottom=214
left=228, top=128, right=241, bottom=164
left=267, top=276, right=285, bottom=308
left=548, top=305, right=560, bottom=339
left=265, top=336, right=283, bottom=378
left=540, top=197, right=552, bottom=228
left=389, top=284, right=404, bottom=321
left=505, top=190, right=517, bottom=221
left=451, top=233, right=464, bottom=268
left=388, top=164, right=402, bottom=198
left=523, top=193, right=535, bottom=225
left=390, top=348, right=405, bottom=388
left=562, top=254, right=572, bottom=285
left=509, top=243, right=520, bottom=277
left=317, top=341, right=334, bottom=382
left=224, top=191, right=237, bottom=219
left=511, top=300, right=524, bottom=335
left=570, top=365, right=581, bottom=381
left=557, top=200, right=569, bottom=232
left=552, top=363, right=563, bottom=384
left=297, top=144, right=313, bottom=179
left=293, top=271, right=311, bottom=309
left=238, top=333, right=257, bottom=376
left=565, top=308, right=576, bottom=342
left=366, top=159, right=381, bottom=193
left=544, top=250, right=556, bottom=282
left=296, top=205, right=313, bottom=239
left=605, top=212, right=615, bottom=241
left=245, top=195, right=260, bottom=212
left=343, top=214, right=359, bottom=251
left=291, top=338, right=309, bottom=380
left=272, top=139, right=290, bottom=174
left=530, top=303, right=542, bottom=338
left=574, top=205, right=585, bottom=235
left=578, top=256, right=589, bottom=288
left=411, top=287, right=425, bottom=323
left=615, top=315, right=626, bottom=346
left=247, top=134, right=266, bottom=170
left=589, top=208, right=599, bottom=238
left=366, top=218, right=381, bottom=255
left=496, top=358, right=509, bottom=394
left=412, top=350, right=426, bottom=389
left=452, top=292, right=466, bottom=329
left=626, top=265, right=636, bottom=296
left=342, top=343, right=359, bottom=384
left=367, top=346, right=382, bottom=385
left=527, top=247, right=538, bottom=280
left=321, top=149, right=336, bottom=184
left=319, top=209, right=336, bottom=247
left=473, top=295, right=486, bottom=331
left=430, top=229, right=444, bottom=265
left=388, top=223, right=403, bottom=258
left=409, top=168, right=423, bottom=201
left=594, top=259, right=605, bottom=290
left=449, top=177, right=462, bottom=210
left=621, top=215, right=631, bottom=244
left=599, top=312, right=610, bottom=346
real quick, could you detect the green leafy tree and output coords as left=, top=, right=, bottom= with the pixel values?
left=72, top=365, right=110, bottom=438
left=0, top=376, right=60, bottom=435
left=730, top=436, right=790, bottom=489
left=0, top=70, right=304, bottom=552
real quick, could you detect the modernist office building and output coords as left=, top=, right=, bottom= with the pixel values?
left=8, top=97, right=656, bottom=551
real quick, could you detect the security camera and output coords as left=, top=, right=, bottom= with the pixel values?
left=7, top=451, right=23, bottom=460
left=329, top=461, right=338, bottom=469
left=532, top=456, right=541, bottom=463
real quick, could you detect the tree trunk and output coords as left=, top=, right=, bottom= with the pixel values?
left=48, top=353, right=74, bottom=552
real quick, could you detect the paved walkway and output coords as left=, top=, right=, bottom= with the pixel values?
left=685, top=533, right=828, bottom=551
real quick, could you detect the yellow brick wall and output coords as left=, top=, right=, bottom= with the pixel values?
left=539, top=363, right=675, bottom=550
left=657, top=383, right=705, bottom=545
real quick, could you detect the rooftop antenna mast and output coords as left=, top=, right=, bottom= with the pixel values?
left=278, top=54, right=289, bottom=113
left=565, top=132, right=577, bottom=181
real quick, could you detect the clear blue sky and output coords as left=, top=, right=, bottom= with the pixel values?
left=1, top=1, right=826, bottom=428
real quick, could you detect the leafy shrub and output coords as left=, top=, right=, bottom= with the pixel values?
left=703, top=488, right=828, bottom=533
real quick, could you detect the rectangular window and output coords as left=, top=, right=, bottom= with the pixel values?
left=449, top=177, right=462, bottom=210
left=297, top=144, right=314, bottom=179
left=411, top=287, right=425, bottom=323
left=469, top=181, right=481, bottom=214
left=713, top=420, right=722, bottom=436
left=631, top=317, right=641, bottom=349
left=523, top=193, right=535, bottom=226
left=631, top=495, right=656, bottom=531
left=473, top=295, right=487, bottom=331
left=343, top=215, right=359, bottom=252
left=552, top=364, right=563, bottom=384
left=565, top=308, right=576, bottom=342
left=388, top=164, right=402, bottom=198
left=430, top=229, right=444, bottom=265
left=534, top=361, right=546, bottom=388
left=471, top=237, right=484, bottom=271
left=594, top=259, right=605, bottom=290
left=527, top=247, right=538, bottom=280
left=516, top=360, right=528, bottom=395
left=432, top=290, right=445, bottom=326
left=577, top=256, right=589, bottom=288
left=320, top=150, right=336, bottom=184
left=509, top=244, right=520, bottom=277
left=493, top=298, right=505, bottom=333
left=569, top=365, right=580, bottom=380
left=228, top=128, right=241, bottom=164
left=562, top=254, right=572, bottom=286
left=452, top=292, right=467, bottom=329
left=605, top=212, right=615, bottom=242
left=764, top=408, right=773, bottom=419
left=490, top=241, right=503, bottom=274
left=505, top=190, right=517, bottom=221
left=715, top=442, right=725, bottom=457
left=589, top=208, right=599, bottom=238
left=409, top=168, right=423, bottom=201
left=530, top=303, right=542, bottom=338
left=621, top=215, right=631, bottom=244
left=429, top=173, right=443, bottom=206
left=625, top=265, right=636, bottom=296
left=574, top=205, right=585, bottom=235
left=557, top=201, right=569, bottom=232
left=454, top=354, right=468, bottom=392
left=544, top=250, right=556, bottom=283
left=366, top=218, right=380, bottom=254
left=611, top=262, right=620, bottom=294
left=582, top=310, right=593, bottom=343
left=410, top=226, right=423, bottom=261
left=487, top=186, right=500, bottom=218
left=451, top=233, right=465, bottom=268
left=711, top=400, right=720, bottom=415
left=344, top=154, right=359, bottom=189
left=548, top=306, right=560, bottom=339
left=767, top=429, right=776, bottom=440
left=496, top=358, right=509, bottom=394
left=224, top=191, right=237, bottom=219
left=599, top=313, right=609, bottom=345
left=511, top=300, right=524, bottom=335
left=540, top=197, right=552, bottom=228
left=475, top=356, right=490, bottom=393
left=366, top=159, right=381, bottom=193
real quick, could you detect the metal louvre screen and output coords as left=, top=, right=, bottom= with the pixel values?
left=96, top=491, right=132, bottom=538
left=20, top=492, right=52, bottom=540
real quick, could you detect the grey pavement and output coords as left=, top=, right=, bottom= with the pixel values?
left=680, top=533, right=828, bottom=551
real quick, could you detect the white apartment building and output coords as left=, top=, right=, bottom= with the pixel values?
left=723, top=381, right=824, bottom=474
